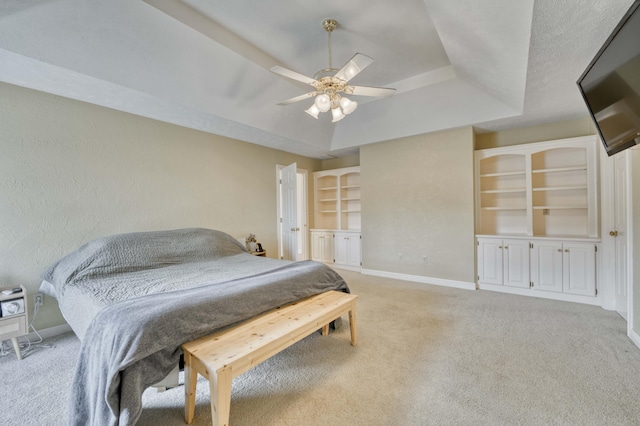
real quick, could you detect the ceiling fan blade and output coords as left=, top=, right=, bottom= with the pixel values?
left=270, top=66, right=317, bottom=85
left=334, top=53, right=374, bottom=82
left=349, top=85, right=396, bottom=98
left=276, top=92, right=318, bottom=106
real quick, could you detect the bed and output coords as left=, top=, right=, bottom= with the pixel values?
left=40, top=228, right=349, bottom=426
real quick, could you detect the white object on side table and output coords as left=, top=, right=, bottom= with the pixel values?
left=0, top=285, right=28, bottom=360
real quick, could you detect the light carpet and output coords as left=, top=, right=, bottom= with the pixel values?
left=2, top=270, right=640, bottom=425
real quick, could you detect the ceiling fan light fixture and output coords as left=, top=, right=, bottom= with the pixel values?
left=314, top=94, right=331, bottom=112
left=305, top=104, right=320, bottom=119
left=331, top=106, right=346, bottom=122
left=270, top=18, right=395, bottom=123
left=340, top=97, right=358, bottom=115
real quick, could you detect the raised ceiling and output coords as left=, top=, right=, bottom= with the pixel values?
left=0, top=0, right=633, bottom=158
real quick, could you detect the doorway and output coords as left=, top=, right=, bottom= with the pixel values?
left=276, top=164, right=308, bottom=260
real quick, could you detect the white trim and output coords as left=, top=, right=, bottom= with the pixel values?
left=629, top=327, right=640, bottom=350
left=27, top=323, right=72, bottom=340
left=361, top=269, right=476, bottom=290
left=478, top=282, right=601, bottom=306
left=627, top=150, right=635, bottom=338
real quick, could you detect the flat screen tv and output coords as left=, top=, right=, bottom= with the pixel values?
left=577, top=0, right=640, bottom=156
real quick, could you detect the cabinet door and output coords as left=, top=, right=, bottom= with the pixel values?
left=563, top=242, right=596, bottom=296
left=503, top=239, right=530, bottom=288
left=311, top=232, right=322, bottom=262
left=531, top=241, right=563, bottom=292
left=334, top=233, right=348, bottom=265
left=477, top=239, right=503, bottom=285
left=346, top=234, right=361, bottom=267
left=322, top=233, right=334, bottom=263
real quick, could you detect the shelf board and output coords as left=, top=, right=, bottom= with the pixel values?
left=341, top=197, right=361, bottom=201
left=533, top=205, right=588, bottom=210
left=341, top=185, right=361, bottom=189
left=481, top=188, right=526, bottom=194
left=319, top=210, right=338, bottom=213
left=532, top=185, right=587, bottom=192
left=318, top=187, right=338, bottom=191
left=532, top=166, right=586, bottom=174
left=319, top=198, right=338, bottom=202
left=479, top=171, right=526, bottom=178
left=481, top=207, right=527, bottom=211
left=342, top=210, right=361, bottom=213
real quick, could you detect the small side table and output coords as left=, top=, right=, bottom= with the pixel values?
left=250, top=251, right=266, bottom=257
left=0, top=285, right=28, bottom=360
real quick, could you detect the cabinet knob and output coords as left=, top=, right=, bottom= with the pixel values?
left=557, top=249, right=562, bottom=252
left=504, top=246, right=509, bottom=249
left=565, top=249, right=569, bottom=253
left=610, top=230, right=618, bottom=237
left=498, top=246, right=503, bottom=249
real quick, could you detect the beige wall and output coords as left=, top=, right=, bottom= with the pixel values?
left=360, top=127, right=476, bottom=284
left=321, top=153, right=360, bottom=170
left=475, top=117, right=597, bottom=150
left=0, top=82, right=320, bottom=330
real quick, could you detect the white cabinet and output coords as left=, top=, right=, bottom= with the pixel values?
left=477, top=238, right=530, bottom=288
left=311, top=166, right=362, bottom=269
left=530, top=241, right=596, bottom=296
left=334, top=231, right=361, bottom=270
left=311, top=231, right=334, bottom=264
left=478, top=236, right=598, bottom=301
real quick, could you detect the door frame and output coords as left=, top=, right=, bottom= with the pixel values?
left=600, top=148, right=633, bottom=326
left=276, top=165, right=309, bottom=260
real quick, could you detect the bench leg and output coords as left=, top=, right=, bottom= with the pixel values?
left=321, top=324, right=329, bottom=336
left=348, top=304, right=358, bottom=347
left=210, top=367, right=233, bottom=426
left=184, top=352, right=198, bottom=424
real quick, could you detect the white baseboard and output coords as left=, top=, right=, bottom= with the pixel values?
left=629, top=328, right=640, bottom=350
left=28, top=323, right=73, bottom=340
left=361, top=269, right=476, bottom=290
left=478, top=282, right=601, bottom=306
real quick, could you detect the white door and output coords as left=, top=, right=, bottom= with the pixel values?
left=503, top=239, right=530, bottom=288
left=281, top=163, right=298, bottom=261
left=531, top=240, right=563, bottom=292
left=613, top=153, right=628, bottom=319
left=477, top=239, right=503, bottom=285
left=563, top=242, right=596, bottom=296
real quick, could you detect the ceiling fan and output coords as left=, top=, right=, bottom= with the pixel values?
left=270, top=18, right=396, bottom=122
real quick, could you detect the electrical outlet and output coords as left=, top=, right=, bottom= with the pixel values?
left=398, top=253, right=403, bottom=261
left=34, top=293, right=44, bottom=306
left=422, top=256, right=428, bottom=263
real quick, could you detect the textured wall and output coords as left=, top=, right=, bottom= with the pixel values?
left=0, top=82, right=320, bottom=330
left=360, top=127, right=475, bottom=283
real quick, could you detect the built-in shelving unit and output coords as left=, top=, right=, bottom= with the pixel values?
left=475, top=136, right=598, bottom=238
left=311, top=166, right=361, bottom=271
left=314, top=166, right=361, bottom=231
left=475, top=136, right=601, bottom=305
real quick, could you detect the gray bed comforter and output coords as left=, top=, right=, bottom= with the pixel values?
left=41, top=228, right=349, bottom=426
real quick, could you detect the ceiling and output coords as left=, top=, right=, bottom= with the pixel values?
left=0, top=0, right=633, bottom=159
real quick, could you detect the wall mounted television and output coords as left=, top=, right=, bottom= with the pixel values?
left=577, top=0, right=640, bottom=156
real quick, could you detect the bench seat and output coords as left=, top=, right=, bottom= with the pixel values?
left=181, top=290, right=358, bottom=426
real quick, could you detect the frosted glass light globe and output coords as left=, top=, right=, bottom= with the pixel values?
left=314, top=94, right=331, bottom=112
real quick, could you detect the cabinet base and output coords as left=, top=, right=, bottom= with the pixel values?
left=478, top=282, right=600, bottom=306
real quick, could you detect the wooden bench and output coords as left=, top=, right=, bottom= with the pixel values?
left=181, top=290, right=358, bottom=426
